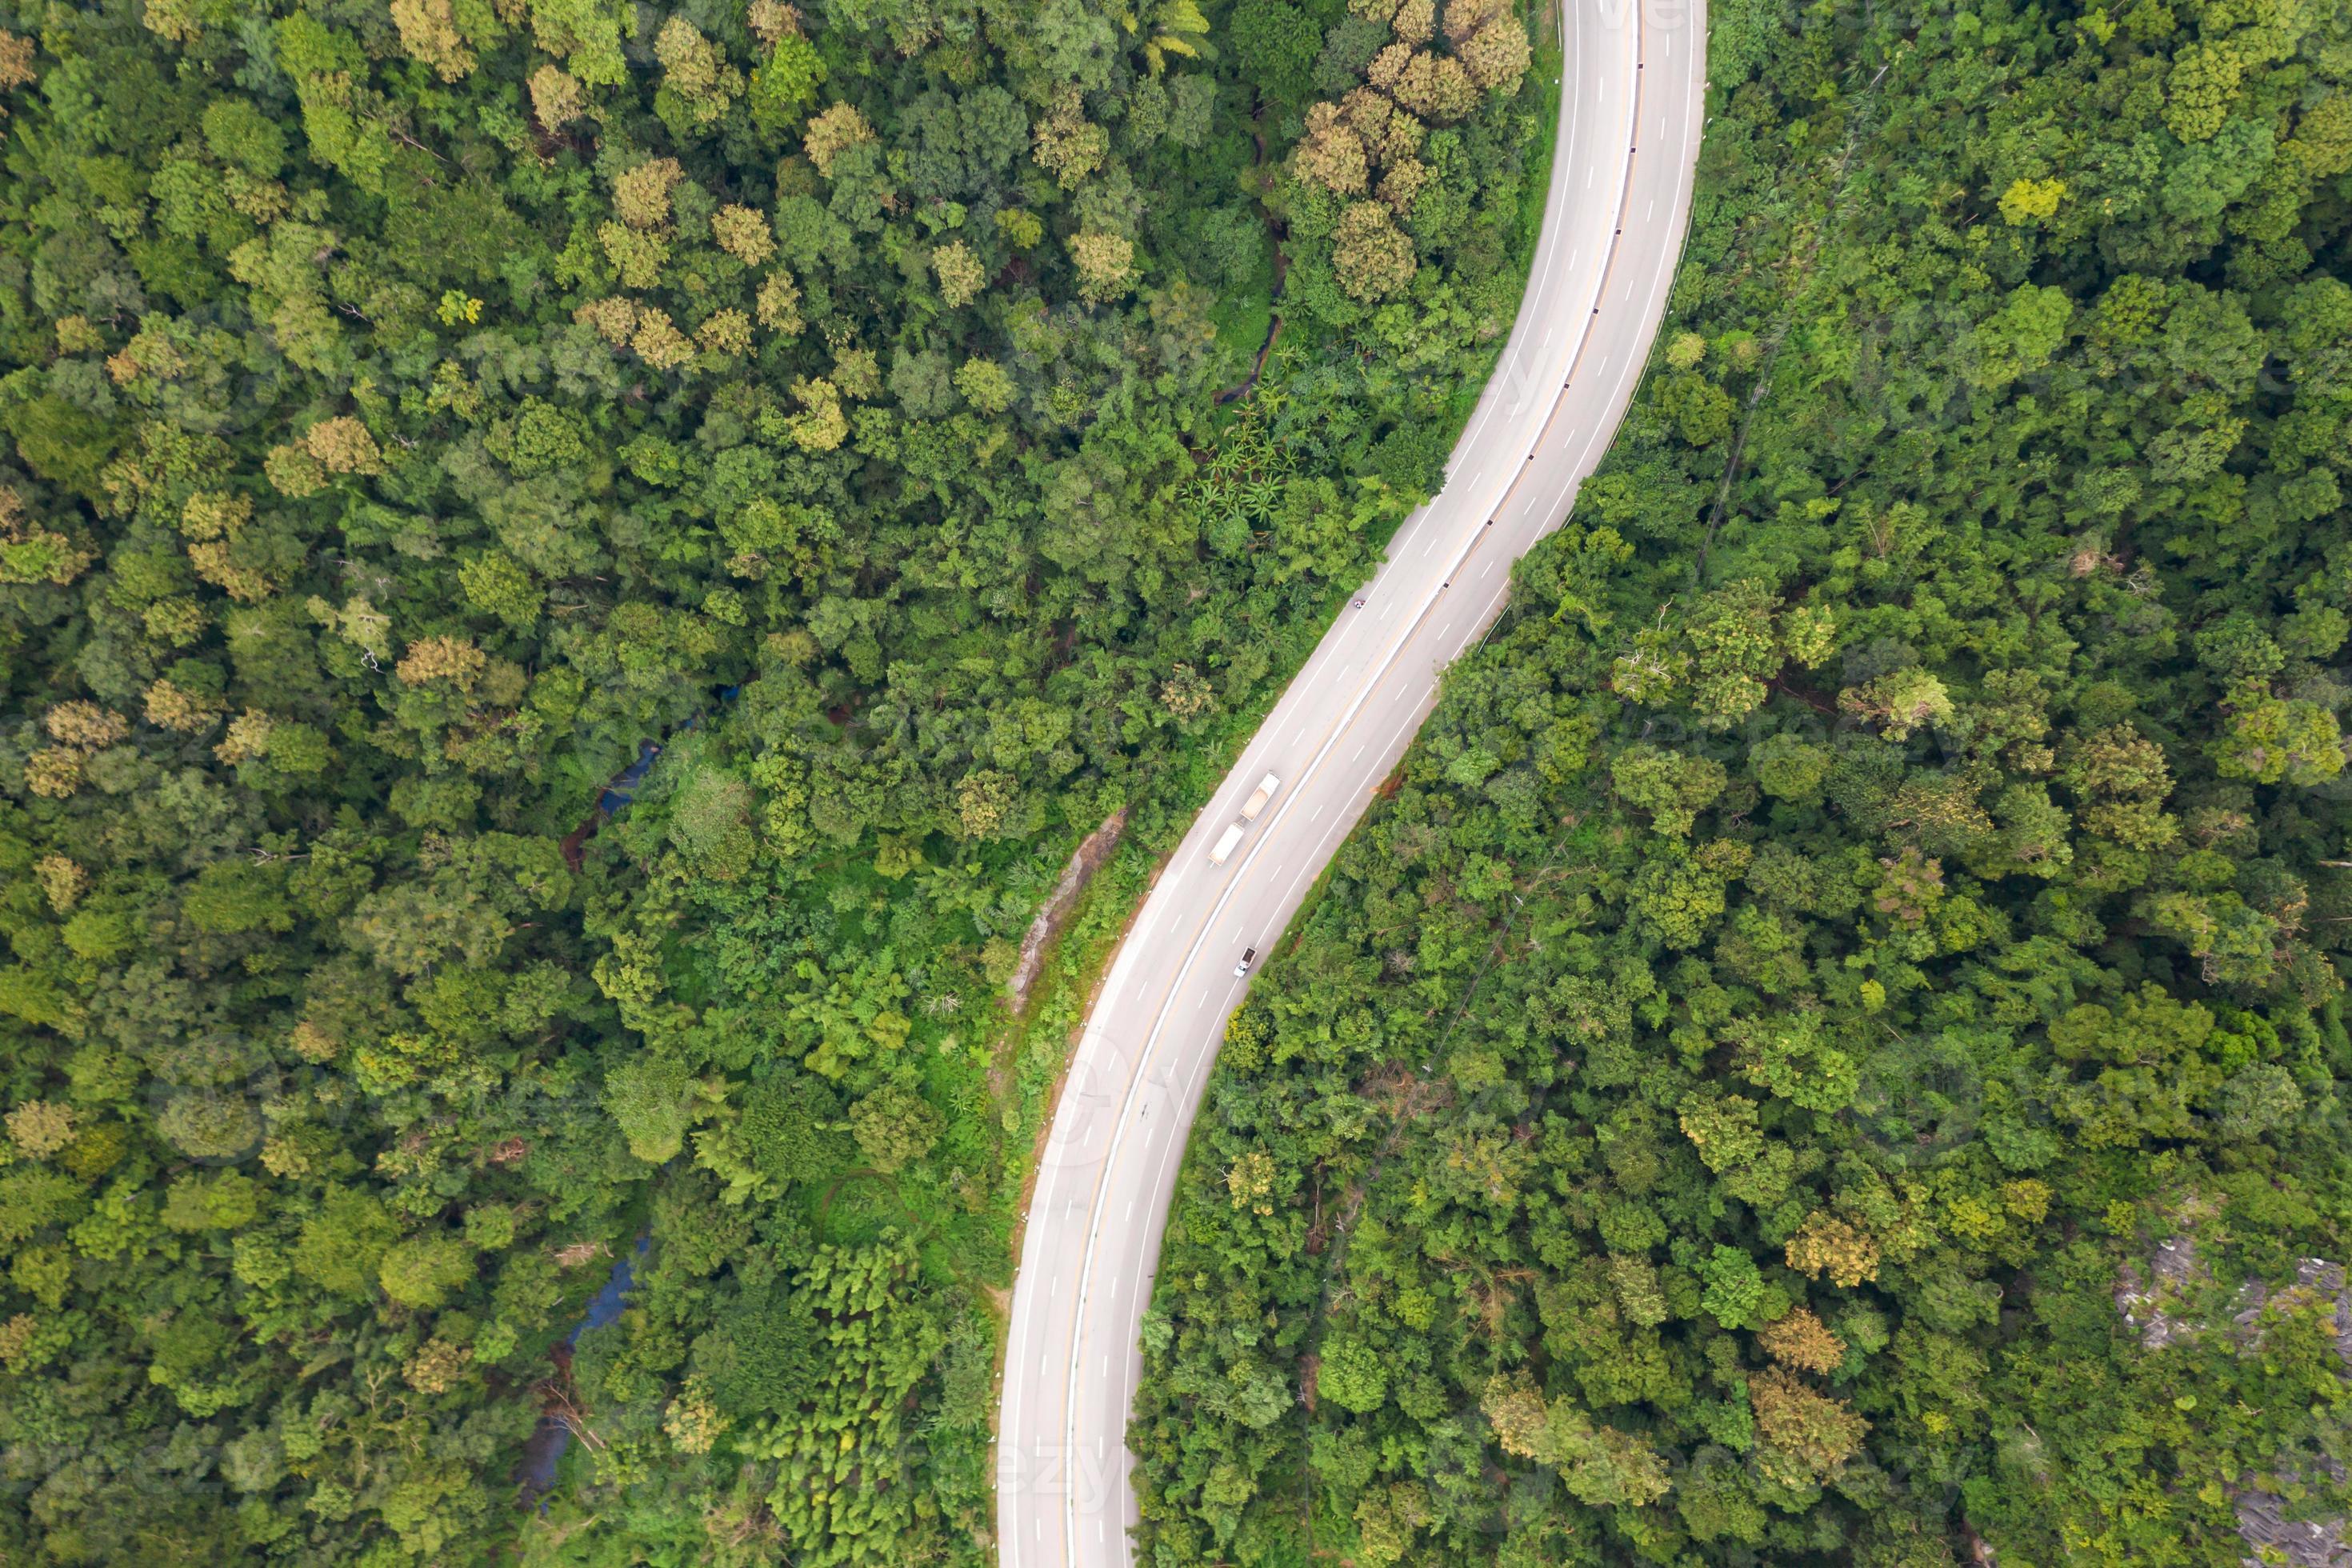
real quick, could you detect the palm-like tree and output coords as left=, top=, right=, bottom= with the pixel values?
left=1112, top=0, right=1215, bottom=74
left=1239, top=477, right=1282, bottom=522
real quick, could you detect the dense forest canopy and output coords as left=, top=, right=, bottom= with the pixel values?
left=0, top=0, right=1543, bottom=1561
left=1134, top=0, right=2352, bottom=1564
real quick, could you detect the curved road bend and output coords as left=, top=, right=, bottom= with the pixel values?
left=998, top=3, right=1709, bottom=1564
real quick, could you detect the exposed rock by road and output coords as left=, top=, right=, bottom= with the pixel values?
left=1006, top=808, right=1127, bottom=1012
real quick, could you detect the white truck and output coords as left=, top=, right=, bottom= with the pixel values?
left=1210, top=774, right=1282, bottom=865
left=1240, top=773, right=1281, bottom=821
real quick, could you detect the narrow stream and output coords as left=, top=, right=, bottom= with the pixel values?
left=514, top=1234, right=649, bottom=1509
left=558, top=685, right=741, bottom=870
left=520, top=690, right=738, bottom=1506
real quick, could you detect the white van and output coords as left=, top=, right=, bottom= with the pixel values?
left=1209, top=822, right=1246, bottom=865
left=1240, top=773, right=1281, bottom=821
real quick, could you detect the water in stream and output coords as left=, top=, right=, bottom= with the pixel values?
left=514, top=1233, right=649, bottom=1508
left=517, top=684, right=738, bottom=1506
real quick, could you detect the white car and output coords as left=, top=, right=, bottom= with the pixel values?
left=1234, top=946, right=1257, bottom=978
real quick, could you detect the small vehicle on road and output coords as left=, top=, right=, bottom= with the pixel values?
left=1208, top=822, right=1246, bottom=865
left=1234, top=946, right=1257, bottom=978
left=1240, top=773, right=1281, bottom=822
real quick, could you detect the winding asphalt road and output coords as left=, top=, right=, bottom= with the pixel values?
left=997, top=3, right=1709, bottom=1562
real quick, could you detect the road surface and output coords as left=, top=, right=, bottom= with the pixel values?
left=997, top=3, right=1709, bottom=1562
